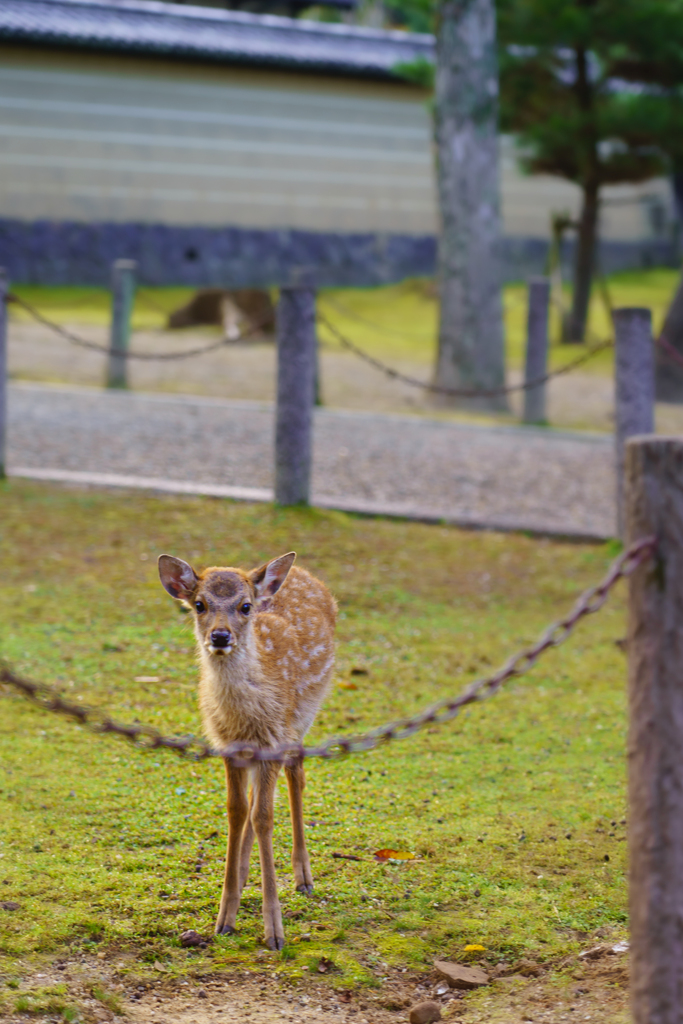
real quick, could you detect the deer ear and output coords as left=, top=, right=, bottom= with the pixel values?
left=158, top=555, right=198, bottom=600
left=250, top=552, right=296, bottom=603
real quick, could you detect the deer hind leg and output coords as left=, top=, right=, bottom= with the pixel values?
left=239, top=785, right=256, bottom=892
left=252, top=761, right=285, bottom=951
left=285, top=759, right=314, bottom=895
left=215, top=761, right=249, bottom=935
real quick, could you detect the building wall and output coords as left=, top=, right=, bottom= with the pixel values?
left=499, top=137, right=674, bottom=245
left=0, top=45, right=436, bottom=236
left=0, top=45, right=676, bottom=284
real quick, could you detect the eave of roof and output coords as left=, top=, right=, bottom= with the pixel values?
left=0, top=0, right=435, bottom=78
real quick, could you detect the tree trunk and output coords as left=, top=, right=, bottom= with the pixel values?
left=671, top=169, right=683, bottom=262
left=433, top=0, right=507, bottom=411
left=566, top=44, right=600, bottom=344
left=672, top=170, right=683, bottom=228
left=566, top=182, right=599, bottom=343
left=655, top=270, right=683, bottom=403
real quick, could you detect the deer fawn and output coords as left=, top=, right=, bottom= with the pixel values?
left=158, top=551, right=336, bottom=950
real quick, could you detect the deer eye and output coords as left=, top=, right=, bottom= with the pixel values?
left=240, top=602, right=252, bottom=615
left=195, top=600, right=206, bottom=613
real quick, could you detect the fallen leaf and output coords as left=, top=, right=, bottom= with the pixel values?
left=332, top=852, right=363, bottom=862
left=318, top=957, right=334, bottom=973
left=464, top=944, right=486, bottom=952
left=0, top=901, right=20, bottom=911
left=135, top=676, right=160, bottom=683
left=374, top=849, right=416, bottom=862
left=350, top=667, right=369, bottom=676
left=337, top=681, right=358, bottom=690
left=153, top=961, right=169, bottom=972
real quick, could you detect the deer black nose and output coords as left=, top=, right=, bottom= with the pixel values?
left=210, top=629, right=232, bottom=648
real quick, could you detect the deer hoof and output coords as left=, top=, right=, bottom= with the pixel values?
left=215, top=923, right=237, bottom=936
left=296, top=883, right=314, bottom=896
left=265, top=934, right=286, bottom=951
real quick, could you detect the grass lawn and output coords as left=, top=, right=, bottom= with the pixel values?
left=0, top=481, right=632, bottom=1016
left=9, top=267, right=680, bottom=382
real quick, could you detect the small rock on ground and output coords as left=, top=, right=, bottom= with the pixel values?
left=434, top=961, right=489, bottom=990
left=409, top=1000, right=442, bottom=1024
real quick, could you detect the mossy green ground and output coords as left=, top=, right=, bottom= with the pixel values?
left=10, top=267, right=680, bottom=381
left=0, top=481, right=631, bottom=1001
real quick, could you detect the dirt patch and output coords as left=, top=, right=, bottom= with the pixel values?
left=1, top=947, right=629, bottom=1024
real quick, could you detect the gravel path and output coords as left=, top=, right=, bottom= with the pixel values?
left=7, top=382, right=615, bottom=539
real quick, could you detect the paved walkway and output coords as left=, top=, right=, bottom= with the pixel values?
left=7, top=383, right=615, bottom=539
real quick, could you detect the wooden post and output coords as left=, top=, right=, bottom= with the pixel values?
left=614, top=307, right=654, bottom=539
left=522, top=277, right=550, bottom=424
left=625, top=436, right=683, bottom=1024
left=106, top=259, right=137, bottom=389
left=275, top=285, right=316, bottom=505
left=0, top=268, right=7, bottom=479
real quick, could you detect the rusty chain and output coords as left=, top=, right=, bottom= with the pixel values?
left=317, top=311, right=614, bottom=399
left=11, top=289, right=682, bottom=387
left=6, top=293, right=269, bottom=361
left=0, top=536, right=655, bottom=768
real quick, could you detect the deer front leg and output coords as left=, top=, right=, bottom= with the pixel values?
left=252, top=762, right=285, bottom=951
left=239, top=787, right=255, bottom=893
left=215, top=761, right=249, bottom=936
left=285, top=759, right=314, bottom=895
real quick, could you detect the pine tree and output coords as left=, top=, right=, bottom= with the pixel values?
left=397, top=0, right=683, bottom=351
left=497, top=0, right=683, bottom=342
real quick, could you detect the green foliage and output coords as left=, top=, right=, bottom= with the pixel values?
left=0, top=483, right=633, bottom=988
left=91, top=983, right=124, bottom=1015
left=9, top=984, right=78, bottom=1020
left=384, top=0, right=435, bottom=33
left=497, top=0, right=683, bottom=190
left=393, top=57, right=435, bottom=89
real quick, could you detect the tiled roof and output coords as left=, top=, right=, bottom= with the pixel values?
left=0, top=0, right=435, bottom=77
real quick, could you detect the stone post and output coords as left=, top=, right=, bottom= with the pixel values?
left=106, top=259, right=137, bottom=389
left=615, top=307, right=654, bottom=539
left=0, top=268, right=7, bottom=479
left=275, top=286, right=316, bottom=505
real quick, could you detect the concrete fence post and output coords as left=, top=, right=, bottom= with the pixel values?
left=275, top=285, right=316, bottom=505
left=522, top=277, right=550, bottom=424
left=0, top=268, right=7, bottom=479
left=625, top=436, right=683, bottom=1024
left=614, top=307, right=654, bottom=539
left=106, top=259, right=137, bottom=389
